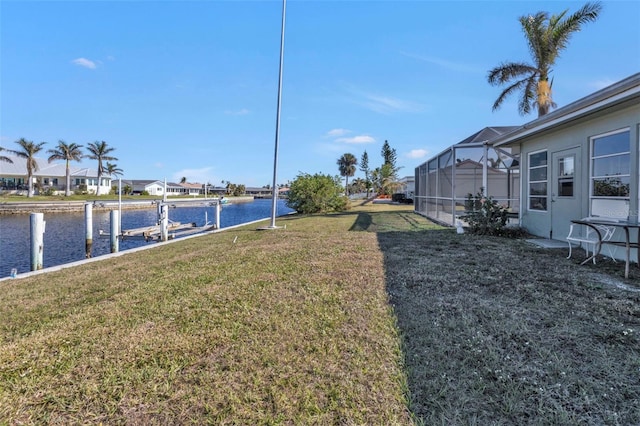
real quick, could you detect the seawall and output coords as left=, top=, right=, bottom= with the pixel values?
left=0, top=196, right=255, bottom=214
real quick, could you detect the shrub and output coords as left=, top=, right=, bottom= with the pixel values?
left=462, top=190, right=509, bottom=236
left=286, top=173, right=349, bottom=214
left=42, top=187, right=56, bottom=196
left=74, top=184, right=87, bottom=195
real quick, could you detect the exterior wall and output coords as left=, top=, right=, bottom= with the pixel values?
left=398, top=176, right=415, bottom=198
left=519, top=104, right=640, bottom=240
left=145, top=183, right=164, bottom=196
left=86, top=178, right=112, bottom=195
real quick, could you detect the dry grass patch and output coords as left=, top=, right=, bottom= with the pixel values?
left=0, top=204, right=421, bottom=424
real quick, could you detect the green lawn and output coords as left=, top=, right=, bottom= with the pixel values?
left=0, top=204, right=423, bottom=424
left=1, top=203, right=638, bottom=424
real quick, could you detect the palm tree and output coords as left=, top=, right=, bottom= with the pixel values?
left=105, top=162, right=123, bottom=179
left=337, top=153, right=358, bottom=196
left=85, top=141, right=118, bottom=196
left=359, top=150, right=371, bottom=198
left=47, top=140, right=83, bottom=196
left=14, top=138, right=46, bottom=197
left=371, top=163, right=399, bottom=196
left=487, top=2, right=602, bottom=117
left=0, top=146, right=14, bottom=163
left=105, top=162, right=124, bottom=195
left=350, top=177, right=367, bottom=195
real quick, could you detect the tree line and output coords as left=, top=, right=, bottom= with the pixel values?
left=337, top=140, right=400, bottom=197
left=0, top=139, right=119, bottom=198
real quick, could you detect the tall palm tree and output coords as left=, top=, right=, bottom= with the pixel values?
left=47, top=140, right=83, bottom=196
left=359, top=150, right=371, bottom=198
left=105, top=162, right=124, bottom=195
left=14, top=138, right=46, bottom=197
left=105, top=162, right=123, bottom=179
left=371, top=163, right=399, bottom=196
left=0, top=146, right=14, bottom=163
left=487, top=2, right=602, bottom=117
left=337, top=153, right=358, bottom=196
left=85, top=141, right=118, bottom=196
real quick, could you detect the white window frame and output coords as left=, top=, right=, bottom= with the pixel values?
left=589, top=128, right=631, bottom=218
left=528, top=149, right=548, bottom=212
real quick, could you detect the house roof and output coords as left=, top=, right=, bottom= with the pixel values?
left=122, top=179, right=163, bottom=186
left=494, top=72, right=640, bottom=147
left=71, top=168, right=98, bottom=177
left=0, top=155, right=98, bottom=178
left=179, top=182, right=204, bottom=189
left=456, top=126, right=520, bottom=146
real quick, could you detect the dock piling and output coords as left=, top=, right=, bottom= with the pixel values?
left=110, top=210, right=119, bottom=253
left=215, top=202, right=221, bottom=229
left=160, top=204, right=169, bottom=241
left=85, top=203, right=93, bottom=258
left=30, top=212, right=45, bottom=271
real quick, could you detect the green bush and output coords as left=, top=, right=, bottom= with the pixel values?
left=462, top=190, right=509, bottom=236
left=41, top=187, right=56, bottom=196
left=74, top=184, right=87, bottom=195
left=286, top=173, right=349, bottom=214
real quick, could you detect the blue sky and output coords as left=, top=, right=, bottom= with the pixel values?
left=1, top=0, right=639, bottom=187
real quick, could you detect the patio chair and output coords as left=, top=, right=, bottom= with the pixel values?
left=566, top=219, right=617, bottom=264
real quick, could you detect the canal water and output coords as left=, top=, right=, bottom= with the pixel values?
left=0, top=199, right=294, bottom=278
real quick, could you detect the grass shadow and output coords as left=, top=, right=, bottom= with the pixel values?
left=373, top=213, right=640, bottom=425
left=350, top=212, right=373, bottom=231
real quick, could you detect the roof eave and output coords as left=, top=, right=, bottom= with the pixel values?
left=494, top=73, right=640, bottom=147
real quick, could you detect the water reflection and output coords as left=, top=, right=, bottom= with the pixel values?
left=0, top=199, right=293, bottom=277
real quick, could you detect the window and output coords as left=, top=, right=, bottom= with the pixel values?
left=528, top=150, right=547, bottom=211
left=590, top=129, right=630, bottom=217
left=557, top=155, right=575, bottom=197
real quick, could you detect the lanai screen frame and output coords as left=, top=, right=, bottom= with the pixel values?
left=414, top=141, right=520, bottom=226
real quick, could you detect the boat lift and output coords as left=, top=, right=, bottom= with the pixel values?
left=96, top=199, right=222, bottom=254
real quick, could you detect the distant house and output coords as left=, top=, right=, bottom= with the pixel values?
left=0, top=155, right=109, bottom=195
left=180, top=182, right=204, bottom=196
left=245, top=186, right=274, bottom=197
left=71, top=167, right=112, bottom=195
left=119, top=180, right=166, bottom=196
left=397, top=176, right=415, bottom=199
left=118, top=180, right=226, bottom=197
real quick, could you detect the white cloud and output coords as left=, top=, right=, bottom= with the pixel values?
left=335, top=135, right=375, bottom=144
left=327, top=128, right=350, bottom=137
left=400, top=51, right=480, bottom=73
left=225, top=108, right=250, bottom=116
left=172, top=167, right=215, bottom=183
left=361, top=93, right=424, bottom=114
left=407, top=149, right=430, bottom=159
left=346, top=87, right=425, bottom=114
left=71, top=57, right=97, bottom=69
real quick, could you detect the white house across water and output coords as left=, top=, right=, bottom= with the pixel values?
left=0, top=155, right=111, bottom=195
